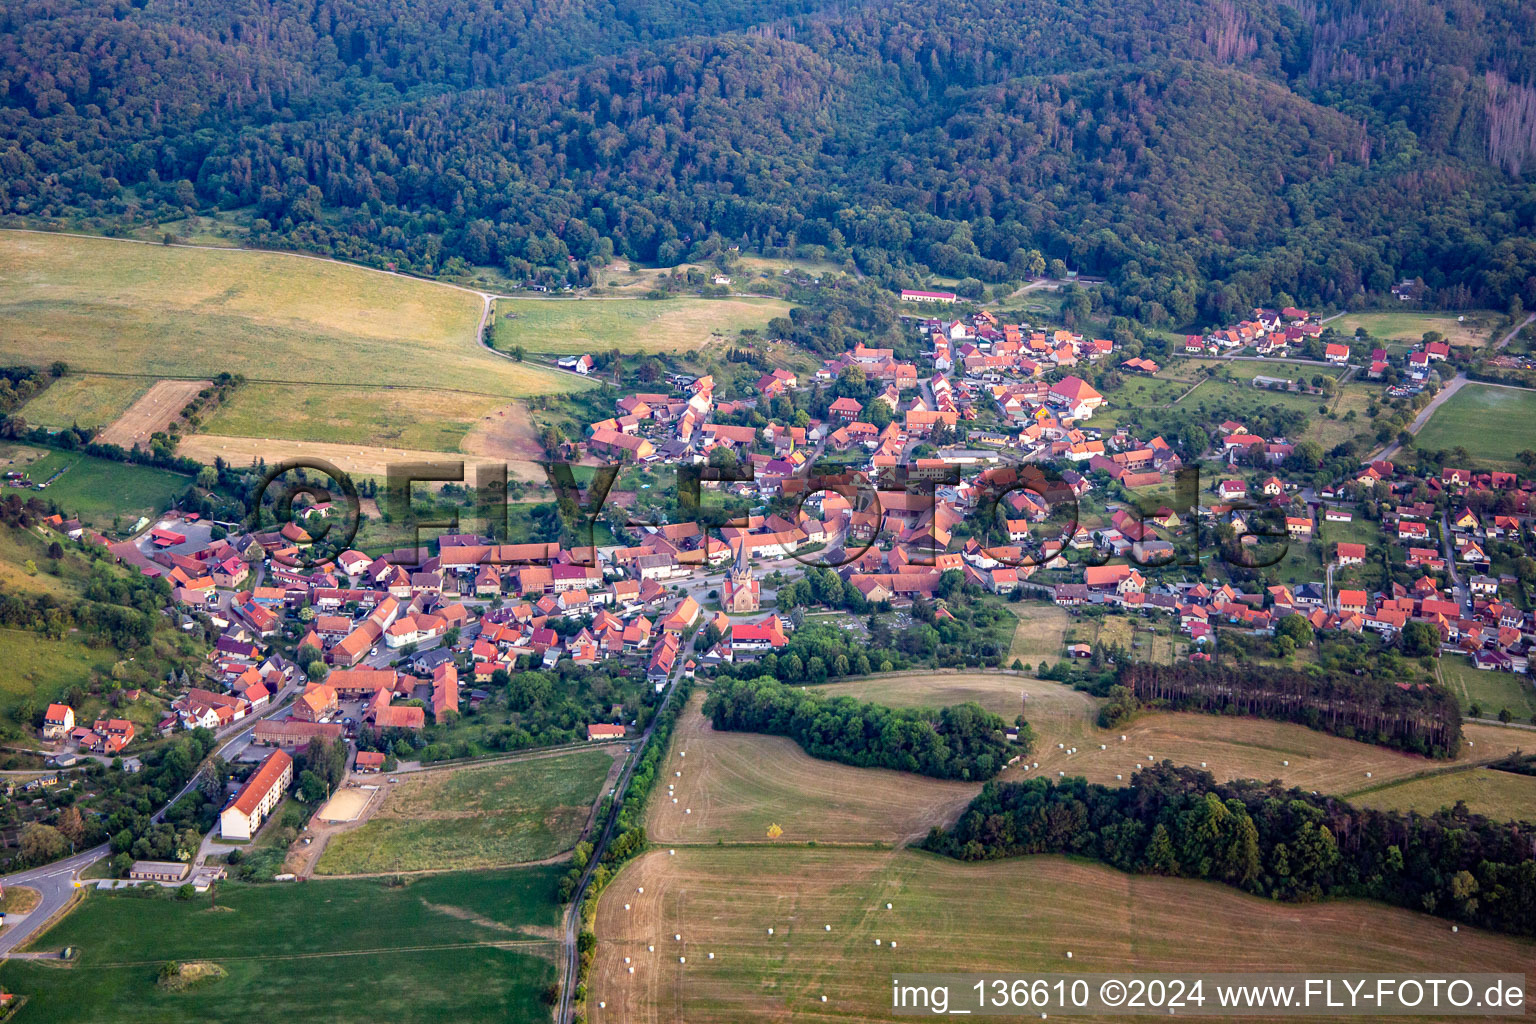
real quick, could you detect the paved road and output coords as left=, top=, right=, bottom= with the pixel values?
left=1370, top=373, right=1469, bottom=464
left=0, top=845, right=109, bottom=955
left=1439, top=512, right=1468, bottom=611
left=555, top=623, right=698, bottom=1024
left=0, top=683, right=300, bottom=956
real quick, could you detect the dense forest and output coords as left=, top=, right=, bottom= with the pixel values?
left=1118, top=659, right=1463, bottom=757
left=925, top=765, right=1536, bottom=939
left=704, top=676, right=1025, bottom=781
left=3, top=0, right=1535, bottom=322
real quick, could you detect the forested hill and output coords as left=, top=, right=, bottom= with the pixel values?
left=3, top=0, right=1535, bottom=322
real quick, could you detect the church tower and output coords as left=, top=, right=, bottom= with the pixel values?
left=723, top=541, right=760, bottom=613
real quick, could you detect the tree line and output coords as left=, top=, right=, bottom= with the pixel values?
left=925, top=764, right=1536, bottom=939
left=704, top=676, right=1027, bottom=781
left=4, top=0, right=1536, bottom=322
left=1118, top=660, right=1463, bottom=757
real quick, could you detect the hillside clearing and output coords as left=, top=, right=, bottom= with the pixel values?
left=491, top=295, right=792, bottom=354
left=0, top=231, right=583, bottom=399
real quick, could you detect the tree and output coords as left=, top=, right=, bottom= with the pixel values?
left=19, top=823, right=66, bottom=864
left=1146, top=823, right=1179, bottom=875
left=56, top=806, right=86, bottom=847
left=1401, top=621, right=1439, bottom=658
left=1276, top=614, right=1314, bottom=648
left=297, top=769, right=329, bottom=803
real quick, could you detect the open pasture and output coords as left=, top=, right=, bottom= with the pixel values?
left=1, top=866, right=564, bottom=1024
left=646, top=695, right=989, bottom=846
left=201, top=383, right=505, bottom=453
left=491, top=295, right=791, bottom=354
left=17, top=374, right=150, bottom=430
left=22, top=450, right=189, bottom=528
left=1348, top=767, right=1536, bottom=823
left=1005, top=602, right=1070, bottom=667
left=1437, top=654, right=1536, bottom=720
left=1333, top=310, right=1498, bottom=348
left=1414, top=383, right=1536, bottom=471
left=0, top=232, right=585, bottom=432
left=589, top=847, right=1535, bottom=1024
left=315, top=748, right=614, bottom=874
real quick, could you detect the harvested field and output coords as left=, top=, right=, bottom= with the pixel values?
left=460, top=400, right=548, bottom=472
left=95, top=378, right=210, bottom=449
left=647, top=695, right=991, bottom=846
left=177, top=434, right=543, bottom=482
left=590, top=848, right=1536, bottom=1024
left=815, top=673, right=1524, bottom=796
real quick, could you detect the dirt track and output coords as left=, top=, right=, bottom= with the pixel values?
left=97, top=379, right=209, bottom=449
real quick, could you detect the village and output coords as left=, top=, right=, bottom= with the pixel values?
left=2, top=289, right=1532, bottom=986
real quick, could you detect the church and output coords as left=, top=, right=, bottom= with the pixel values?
left=721, top=542, right=760, bottom=613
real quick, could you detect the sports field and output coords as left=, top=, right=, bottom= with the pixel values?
left=17, top=374, right=150, bottom=430
left=490, top=295, right=792, bottom=354
left=813, top=673, right=1526, bottom=795
left=1414, top=384, right=1536, bottom=470
left=646, top=695, right=988, bottom=846
left=590, top=847, right=1535, bottom=1023
left=1348, top=768, right=1536, bottom=823
left=315, top=749, right=614, bottom=874
left=21, top=450, right=189, bottom=528
left=0, top=866, right=564, bottom=1024
left=1332, top=310, right=1497, bottom=348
